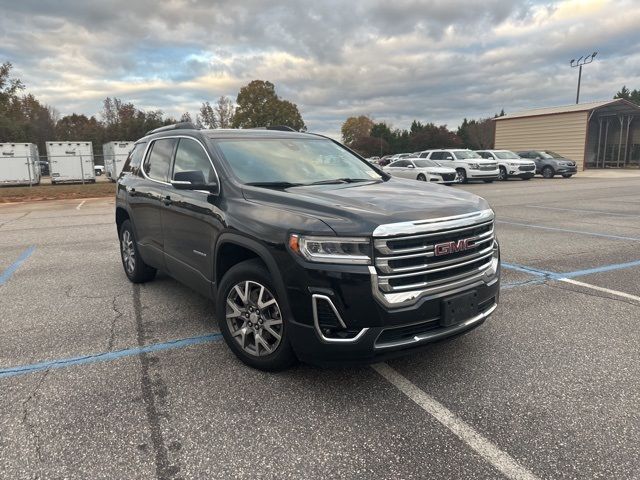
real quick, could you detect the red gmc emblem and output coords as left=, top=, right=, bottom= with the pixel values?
left=434, top=238, right=473, bottom=256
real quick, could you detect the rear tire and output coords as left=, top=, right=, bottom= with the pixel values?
left=456, top=168, right=468, bottom=184
left=119, top=219, right=157, bottom=283
left=217, top=259, right=297, bottom=371
left=417, top=173, right=426, bottom=181
left=542, top=166, right=555, bottom=179
left=498, top=166, right=508, bottom=181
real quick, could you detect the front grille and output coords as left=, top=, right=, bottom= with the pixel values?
left=519, top=165, right=535, bottom=171
left=479, top=163, right=497, bottom=171
left=441, top=173, right=457, bottom=181
left=373, top=214, right=495, bottom=295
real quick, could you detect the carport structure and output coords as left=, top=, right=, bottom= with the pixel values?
left=494, top=99, right=640, bottom=170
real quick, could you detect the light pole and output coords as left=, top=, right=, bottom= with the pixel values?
left=570, top=52, right=597, bottom=104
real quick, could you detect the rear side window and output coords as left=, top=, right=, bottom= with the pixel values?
left=123, top=142, right=146, bottom=175
left=172, top=138, right=216, bottom=183
left=430, top=152, right=444, bottom=160
left=144, top=139, right=177, bottom=182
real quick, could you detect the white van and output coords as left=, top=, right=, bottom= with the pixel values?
left=0, top=143, right=41, bottom=185
left=416, top=149, right=499, bottom=183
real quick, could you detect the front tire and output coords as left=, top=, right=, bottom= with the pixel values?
left=456, top=168, right=468, bottom=184
left=498, top=166, right=508, bottom=181
left=417, top=173, right=426, bottom=181
left=216, top=259, right=296, bottom=371
left=542, top=166, right=555, bottom=179
left=119, top=219, right=157, bottom=283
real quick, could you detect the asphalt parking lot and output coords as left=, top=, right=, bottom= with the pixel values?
left=1, top=176, right=639, bottom=480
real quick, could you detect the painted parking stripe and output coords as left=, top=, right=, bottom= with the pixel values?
left=501, top=262, right=553, bottom=278
left=524, top=205, right=640, bottom=218
left=497, top=220, right=640, bottom=242
left=0, top=333, right=223, bottom=379
left=558, top=278, right=640, bottom=303
left=560, top=259, right=640, bottom=279
left=372, top=363, right=541, bottom=480
left=0, top=246, right=36, bottom=286
left=76, top=199, right=86, bottom=210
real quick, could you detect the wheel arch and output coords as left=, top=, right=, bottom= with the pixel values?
left=214, top=233, right=291, bottom=315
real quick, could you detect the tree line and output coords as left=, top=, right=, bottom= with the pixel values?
left=340, top=112, right=505, bottom=158
left=0, top=63, right=305, bottom=160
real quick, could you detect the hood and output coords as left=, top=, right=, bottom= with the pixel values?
left=242, top=178, right=490, bottom=236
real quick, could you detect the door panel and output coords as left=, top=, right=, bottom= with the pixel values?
left=161, top=137, right=222, bottom=298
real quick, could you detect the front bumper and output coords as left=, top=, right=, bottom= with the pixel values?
left=556, top=166, right=577, bottom=174
left=467, top=170, right=499, bottom=180
left=283, top=259, right=500, bottom=365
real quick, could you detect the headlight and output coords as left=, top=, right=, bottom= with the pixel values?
left=289, top=234, right=371, bottom=264
left=468, top=163, right=479, bottom=169
left=509, top=163, right=519, bottom=167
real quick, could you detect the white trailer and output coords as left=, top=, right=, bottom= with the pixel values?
left=0, top=143, right=41, bottom=186
left=103, top=141, right=133, bottom=181
left=46, top=141, right=95, bottom=184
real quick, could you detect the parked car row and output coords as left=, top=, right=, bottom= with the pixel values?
left=368, top=148, right=577, bottom=184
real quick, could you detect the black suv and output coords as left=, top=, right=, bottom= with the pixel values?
left=115, top=123, right=500, bottom=370
left=517, top=150, right=577, bottom=178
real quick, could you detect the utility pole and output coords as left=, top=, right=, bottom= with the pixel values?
left=570, top=52, right=597, bottom=104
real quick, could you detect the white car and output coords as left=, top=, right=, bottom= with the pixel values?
left=476, top=150, right=536, bottom=181
left=416, top=149, right=499, bottom=183
left=94, top=165, right=105, bottom=176
left=383, top=158, right=459, bottom=184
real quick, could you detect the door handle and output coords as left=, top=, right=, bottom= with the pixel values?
left=162, top=195, right=172, bottom=206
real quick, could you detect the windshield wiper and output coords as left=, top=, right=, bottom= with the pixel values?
left=309, top=178, right=378, bottom=185
left=244, top=181, right=305, bottom=188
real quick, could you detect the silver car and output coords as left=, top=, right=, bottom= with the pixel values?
left=383, top=158, right=459, bottom=184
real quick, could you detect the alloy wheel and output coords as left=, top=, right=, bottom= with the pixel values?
left=226, top=281, right=283, bottom=357
left=121, top=230, right=135, bottom=273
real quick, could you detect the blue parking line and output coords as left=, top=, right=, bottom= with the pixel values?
left=0, top=333, right=224, bottom=379
left=0, top=246, right=36, bottom=286
left=497, top=220, right=640, bottom=242
left=559, top=259, right=640, bottom=279
left=501, top=262, right=554, bottom=278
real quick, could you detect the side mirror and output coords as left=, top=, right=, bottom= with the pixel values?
left=171, top=171, right=218, bottom=193
left=407, top=164, right=415, bottom=168
left=445, top=156, right=453, bottom=160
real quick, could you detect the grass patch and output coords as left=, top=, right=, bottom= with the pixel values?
left=0, top=182, right=116, bottom=203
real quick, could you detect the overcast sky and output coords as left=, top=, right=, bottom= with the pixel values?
left=1, top=0, right=639, bottom=136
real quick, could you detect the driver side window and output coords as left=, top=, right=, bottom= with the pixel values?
left=172, top=138, right=216, bottom=184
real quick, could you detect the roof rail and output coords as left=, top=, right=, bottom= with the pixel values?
left=146, top=122, right=198, bottom=136
left=251, top=125, right=297, bottom=132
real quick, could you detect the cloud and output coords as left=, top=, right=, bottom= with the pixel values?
left=0, top=0, right=638, bottom=136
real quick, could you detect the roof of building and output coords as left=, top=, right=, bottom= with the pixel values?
left=494, top=98, right=640, bottom=121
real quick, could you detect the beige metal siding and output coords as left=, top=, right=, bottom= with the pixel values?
left=495, top=111, right=588, bottom=170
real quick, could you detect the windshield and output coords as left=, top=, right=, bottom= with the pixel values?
left=542, top=151, right=563, bottom=159
left=494, top=151, right=521, bottom=160
left=453, top=150, right=482, bottom=160
left=214, top=138, right=383, bottom=185
left=414, top=159, right=439, bottom=168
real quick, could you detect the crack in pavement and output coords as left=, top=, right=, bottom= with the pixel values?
left=133, top=284, right=182, bottom=480
left=0, top=211, right=30, bottom=228
left=108, top=295, right=124, bottom=351
left=21, top=370, right=49, bottom=480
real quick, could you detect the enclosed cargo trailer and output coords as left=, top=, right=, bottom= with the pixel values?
left=103, top=141, right=133, bottom=181
left=0, top=143, right=41, bottom=186
left=46, top=141, right=95, bottom=184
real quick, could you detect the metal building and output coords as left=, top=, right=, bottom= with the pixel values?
left=494, top=99, right=640, bottom=170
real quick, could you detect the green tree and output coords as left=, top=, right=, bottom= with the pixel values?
left=614, top=85, right=640, bottom=105
left=198, top=101, right=218, bottom=128
left=232, top=80, right=305, bottom=131
left=341, top=115, right=374, bottom=146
